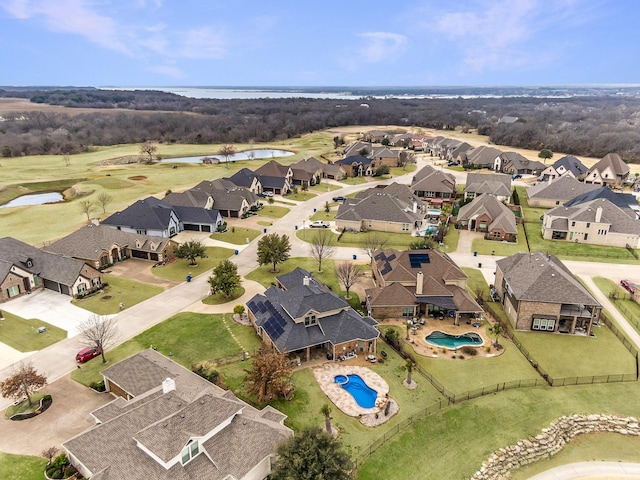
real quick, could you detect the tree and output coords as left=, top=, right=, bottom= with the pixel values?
left=244, top=345, right=294, bottom=403
left=78, top=314, right=119, bottom=364
left=140, top=142, right=157, bottom=163
left=271, top=427, right=352, bottom=480
left=381, top=137, right=390, bottom=146
left=336, top=261, right=365, bottom=299
left=309, top=229, right=335, bottom=272
left=63, top=155, right=71, bottom=167
left=409, top=236, right=435, bottom=250
left=487, top=321, right=504, bottom=348
left=208, top=259, right=241, bottom=297
left=218, top=143, right=236, bottom=168
left=375, top=164, right=390, bottom=176
left=538, top=148, right=553, bottom=164
left=320, top=404, right=332, bottom=434
left=362, top=233, right=388, bottom=260
left=384, top=327, right=400, bottom=347
left=324, top=200, right=330, bottom=213
left=41, top=446, right=59, bottom=465
left=405, top=321, right=411, bottom=340
left=405, top=359, right=413, bottom=385
left=267, top=196, right=275, bottom=210
left=96, top=192, right=113, bottom=214
left=0, top=361, right=47, bottom=407
left=257, top=233, right=291, bottom=272
left=78, top=200, right=94, bottom=221
left=175, top=239, right=207, bottom=266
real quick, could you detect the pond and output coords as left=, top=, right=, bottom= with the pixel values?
left=160, top=149, right=295, bottom=164
left=0, top=192, right=64, bottom=208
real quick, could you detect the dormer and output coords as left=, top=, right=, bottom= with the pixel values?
left=149, top=241, right=156, bottom=251
left=19, top=255, right=33, bottom=268
left=136, top=239, right=143, bottom=248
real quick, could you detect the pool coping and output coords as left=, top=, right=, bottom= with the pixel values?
left=425, top=329, right=485, bottom=350
left=312, top=364, right=390, bottom=418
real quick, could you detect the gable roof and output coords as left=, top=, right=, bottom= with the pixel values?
left=0, top=236, right=95, bottom=287
left=527, top=176, right=599, bottom=202
left=64, top=349, right=291, bottom=480
left=550, top=155, right=588, bottom=177
left=163, top=190, right=211, bottom=208
left=336, top=192, right=423, bottom=224
left=411, top=165, right=456, bottom=194
left=291, top=157, right=325, bottom=174
left=588, top=153, right=630, bottom=177
left=228, top=168, right=260, bottom=188
left=499, top=152, right=545, bottom=172
left=563, top=186, right=639, bottom=212
left=547, top=198, right=640, bottom=234
left=335, top=154, right=375, bottom=166
left=465, top=145, right=503, bottom=167
left=254, top=160, right=290, bottom=178
left=192, top=179, right=258, bottom=211
left=102, top=197, right=176, bottom=231
left=343, top=141, right=372, bottom=156
left=496, top=252, right=601, bottom=306
left=464, top=172, right=511, bottom=196
left=457, top=195, right=517, bottom=234
left=46, top=224, right=173, bottom=261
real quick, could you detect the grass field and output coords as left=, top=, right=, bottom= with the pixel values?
left=592, top=276, right=640, bottom=335
left=201, top=287, right=245, bottom=305
left=0, top=311, right=67, bottom=351
left=0, top=452, right=47, bottom=480
left=285, top=191, right=317, bottom=201
left=257, top=205, right=289, bottom=219
left=73, top=274, right=163, bottom=314
left=151, top=247, right=234, bottom=282
left=296, top=229, right=416, bottom=250
left=211, top=227, right=262, bottom=245
left=470, top=224, right=528, bottom=256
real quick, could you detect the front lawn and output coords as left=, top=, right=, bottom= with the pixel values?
left=71, top=312, right=261, bottom=386
left=202, top=287, right=245, bottom=305
left=514, top=326, right=636, bottom=379
left=211, top=227, right=261, bottom=245
left=471, top=224, right=528, bottom=256
left=0, top=311, right=67, bottom=351
left=310, top=183, right=341, bottom=192
left=309, top=209, right=337, bottom=221
left=296, top=229, right=416, bottom=250
left=74, top=274, right=163, bottom=315
left=285, top=191, right=317, bottom=201
left=0, top=452, right=48, bottom=480
left=257, top=205, right=290, bottom=218
left=151, top=247, right=234, bottom=282
left=339, top=177, right=369, bottom=185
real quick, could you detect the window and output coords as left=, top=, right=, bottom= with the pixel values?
left=7, top=285, right=20, bottom=298
left=304, top=315, right=317, bottom=326
left=181, top=441, right=199, bottom=465
left=402, top=307, right=414, bottom=317
left=402, top=223, right=410, bottom=231
left=586, top=223, right=590, bottom=228
left=584, top=233, right=588, bottom=241
left=92, top=278, right=101, bottom=286
left=598, top=229, right=607, bottom=235
left=532, top=318, right=555, bottom=331
left=33, top=276, right=39, bottom=287
left=136, top=229, right=146, bottom=235
left=77, top=283, right=87, bottom=293
left=571, top=221, right=576, bottom=227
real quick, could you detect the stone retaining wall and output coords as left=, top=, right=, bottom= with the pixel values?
left=470, top=414, right=640, bottom=479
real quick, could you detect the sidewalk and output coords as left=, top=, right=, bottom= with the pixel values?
left=528, top=461, right=640, bottom=479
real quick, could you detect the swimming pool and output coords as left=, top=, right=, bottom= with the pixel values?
left=425, top=331, right=483, bottom=349
left=334, top=374, right=378, bottom=408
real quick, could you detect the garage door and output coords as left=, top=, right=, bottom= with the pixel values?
left=43, top=278, right=60, bottom=293
left=183, top=224, right=200, bottom=231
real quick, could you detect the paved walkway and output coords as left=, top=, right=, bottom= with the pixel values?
left=528, top=461, right=640, bottom=479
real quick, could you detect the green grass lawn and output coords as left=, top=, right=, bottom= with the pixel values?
left=339, top=177, right=369, bottom=185
left=441, top=224, right=459, bottom=252
left=357, top=381, right=640, bottom=480
left=309, top=209, right=337, bottom=221
left=201, top=287, right=245, bottom=305
left=461, top=267, right=490, bottom=299
left=73, top=274, right=163, bottom=315
left=211, top=227, right=261, bottom=245
left=72, top=312, right=262, bottom=386
left=310, top=183, right=341, bottom=192
left=0, top=311, right=67, bottom=351
left=389, top=164, right=417, bottom=176
left=471, top=224, right=528, bottom=256
left=0, top=452, right=47, bottom=480
left=151, top=247, right=234, bottom=282
left=257, top=205, right=289, bottom=219
left=296, top=229, right=415, bottom=250
left=511, top=432, right=640, bottom=479
left=285, top=191, right=317, bottom=201
left=592, top=276, right=640, bottom=335
left=514, top=326, right=636, bottom=379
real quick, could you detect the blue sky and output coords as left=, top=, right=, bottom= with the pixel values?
left=0, top=0, right=638, bottom=87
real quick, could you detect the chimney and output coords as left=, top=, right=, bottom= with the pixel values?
left=303, top=276, right=310, bottom=286
left=595, top=206, right=602, bottom=223
left=91, top=218, right=100, bottom=226
left=416, top=272, right=424, bottom=295
left=413, top=200, right=417, bottom=213
left=162, top=377, right=176, bottom=394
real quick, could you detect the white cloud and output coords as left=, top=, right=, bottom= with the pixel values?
left=357, top=32, right=408, bottom=63
left=147, top=64, right=183, bottom=78
left=175, top=27, right=226, bottom=59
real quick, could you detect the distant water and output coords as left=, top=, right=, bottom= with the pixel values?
left=161, top=149, right=294, bottom=164
left=0, top=192, right=63, bottom=208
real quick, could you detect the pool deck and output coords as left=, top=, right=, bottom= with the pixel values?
left=312, top=364, right=390, bottom=417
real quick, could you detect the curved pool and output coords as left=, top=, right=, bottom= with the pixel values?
left=334, top=374, right=377, bottom=408
left=425, top=331, right=483, bottom=349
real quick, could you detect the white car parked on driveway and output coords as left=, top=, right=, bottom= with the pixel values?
left=309, top=220, right=330, bottom=228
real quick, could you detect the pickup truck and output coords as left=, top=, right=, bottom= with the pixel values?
left=309, top=220, right=330, bottom=228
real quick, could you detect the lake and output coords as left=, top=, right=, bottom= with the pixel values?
left=0, top=192, right=64, bottom=208
left=160, top=149, right=295, bottom=164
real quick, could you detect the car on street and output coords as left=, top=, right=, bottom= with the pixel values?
left=620, top=279, right=637, bottom=294
left=309, top=220, right=330, bottom=228
left=262, top=191, right=274, bottom=197
left=512, top=174, right=523, bottom=180
left=76, top=346, right=101, bottom=363
left=332, top=195, right=346, bottom=203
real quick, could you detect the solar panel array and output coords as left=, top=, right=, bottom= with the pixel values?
left=262, top=300, right=287, bottom=340
left=379, top=261, right=392, bottom=276
left=409, top=253, right=430, bottom=268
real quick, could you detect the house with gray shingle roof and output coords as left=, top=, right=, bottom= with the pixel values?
left=45, top=224, right=177, bottom=268
left=464, top=172, right=512, bottom=202
left=540, top=155, right=588, bottom=181
left=189, top=179, right=260, bottom=218
left=343, top=140, right=372, bottom=157
left=63, top=349, right=291, bottom=480
left=365, top=249, right=482, bottom=324
left=541, top=198, right=640, bottom=248
left=495, top=252, right=601, bottom=334
left=0, top=236, right=103, bottom=303
left=495, top=152, right=545, bottom=175
left=585, top=153, right=630, bottom=187
left=527, top=176, right=599, bottom=208
left=253, top=160, right=293, bottom=195
left=246, top=268, right=379, bottom=363
left=411, top=165, right=456, bottom=205
left=464, top=145, right=503, bottom=169
left=456, top=195, right=518, bottom=242
left=336, top=184, right=426, bottom=234
left=228, top=168, right=263, bottom=194
left=335, top=154, right=379, bottom=177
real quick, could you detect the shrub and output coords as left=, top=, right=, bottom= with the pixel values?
left=233, top=305, right=245, bottom=315
left=461, top=346, right=478, bottom=356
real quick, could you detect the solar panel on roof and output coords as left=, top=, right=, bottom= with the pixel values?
left=387, top=253, right=396, bottom=261
left=247, top=301, right=257, bottom=312
left=258, top=302, right=267, bottom=313
left=409, top=253, right=430, bottom=268
left=380, top=262, right=392, bottom=275
left=264, top=317, right=284, bottom=339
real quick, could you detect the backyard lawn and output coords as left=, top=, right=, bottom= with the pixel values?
left=151, top=246, right=234, bottom=282
left=0, top=311, right=66, bottom=351
left=210, top=227, right=261, bottom=245
left=73, top=274, right=163, bottom=315
left=461, top=267, right=490, bottom=299
left=470, top=224, right=528, bottom=256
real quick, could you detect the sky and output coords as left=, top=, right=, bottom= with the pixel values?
left=0, top=0, right=638, bottom=87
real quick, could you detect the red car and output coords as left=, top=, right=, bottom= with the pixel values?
left=76, top=347, right=101, bottom=363
left=620, top=279, right=637, bottom=294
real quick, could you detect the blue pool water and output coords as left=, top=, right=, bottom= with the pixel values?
left=425, top=331, right=483, bottom=349
left=334, top=374, right=377, bottom=408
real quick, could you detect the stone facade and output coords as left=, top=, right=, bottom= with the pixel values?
left=514, top=300, right=561, bottom=331
left=470, top=414, right=640, bottom=480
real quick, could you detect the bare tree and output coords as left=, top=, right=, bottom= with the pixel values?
left=78, top=314, right=120, bottom=364
left=41, top=447, right=59, bottom=465
left=309, top=229, right=335, bottom=273
left=218, top=143, right=236, bottom=168
left=140, top=142, right=157, bottom=163
left=63, top=155, right=71, bottom=167
left=336, top=261, right=365, bottom=299
left=96, top=192, right=113, bottom=214
left=78, top=200, right=94, bottom=221
left=0, top=361, right=47, bottom=407
left=361, top=233, right=388, bottom=260
left=244, top=345, right=294, bottom=403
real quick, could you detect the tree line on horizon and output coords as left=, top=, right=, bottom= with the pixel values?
left=1, top=89, right=640, bottom=162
